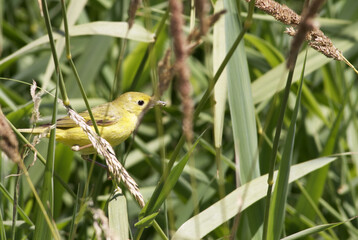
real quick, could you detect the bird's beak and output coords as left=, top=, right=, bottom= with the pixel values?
left=156, top=100, right=166, bottom=107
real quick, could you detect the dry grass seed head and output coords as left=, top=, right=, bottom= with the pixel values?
left=287, top=0, right=326, bottom=69
left=128, top=0, right=141, bottom=30
left=158, top=49, right=174, bottom=96
left=66, top=106, right=145, bottom=207
left=195, top=0, right=210, bottom=36
left=169, top=0, right=194, bottom=143
left=249, top=0, right=344, bottom=62
left=30, top=80, right=42, bottom=124
left=250, top=0, right=301, bottom=25
left=91, top=206, right=118, bottom=240
left=0, top=107, right=21, bottom=163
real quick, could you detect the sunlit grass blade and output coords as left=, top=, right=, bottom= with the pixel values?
left=213, top=0, right=227, bottom=150
left=224, top=0, right=262, bottom=238
left=172, top=157, right=337, bottom=239
left=108, top=188, right=129, bottom=240
left=281, top=221, right=350, bottom=240
left=213, top=0, right=228, bottom=219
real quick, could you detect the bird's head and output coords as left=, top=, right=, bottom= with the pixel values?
left=116, top=92, right=165, bottom=116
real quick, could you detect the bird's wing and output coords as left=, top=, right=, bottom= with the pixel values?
left=55, top=103, right=122, bottom=129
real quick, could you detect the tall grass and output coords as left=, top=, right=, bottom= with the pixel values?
left=1, top=0, right=358, bottom=239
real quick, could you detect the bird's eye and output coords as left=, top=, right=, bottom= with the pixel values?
left=137, top=100, right=145, bottom=106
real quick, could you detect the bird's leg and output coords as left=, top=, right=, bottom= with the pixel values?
left=81, top=155, right=108, bottom=169
left=80, top=155, right=112, bottom=180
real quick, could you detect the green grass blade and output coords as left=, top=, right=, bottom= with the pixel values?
left=281, top=221, right=346, bottom=240
left=172, top=157, right=337, bottom=239
left=295, top=82, right=348, bottom=221
left=139, top=135, right=201, bottom=222
left=0, top=210, right=5, bottom=240
left=69, top=186, right=80, bottom=240
left=244, top=34, right=284, bottom=67
left=0, top=182, right=33, bottom=225
left=33, top=92, right=57, bottom=240
left=267, top=54, right=306, bottom=240
left=53, top=144, right=73, bottom=219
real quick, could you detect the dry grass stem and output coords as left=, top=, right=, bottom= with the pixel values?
left=195, top=0, right=210, bottom=36
left=30, top=80, right=42, bottom=124
left=37, top=0, right=43, bottom=17
left=158, top=49, right=174, bottom=96
left=0, top=107, right=21, bottom=163
left=158, top=1, right=225, bottom=142
left=208, top=9, right=227, bottom=27
left=247, top=0, right=344, bottom=62
left=128, top=0, right=141, bottom=30
left=287, top=0, right=326, bottom=69
left=65, top=106, right=145, bottom=207
left=169, top=0, right=194, bottom=142
left=22, top=80, right=49, bottom=164
left=187, top=9, right=226, bottom=48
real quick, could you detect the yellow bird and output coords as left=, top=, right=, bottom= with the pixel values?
left=20, top=92, right=165, bottom=155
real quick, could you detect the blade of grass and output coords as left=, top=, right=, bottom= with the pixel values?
left=69, top=186, right=80, bottom=240
left=137, top=0, right=253, bottom=231
left=8, top=118, right=76, bottom=199
left=295, top=180, right=338, bottom=238
left=0, top=22, right=154, bottom=70
left=172, top=156, right=337, bottom=239
left=244, top=34, right=284, bottom=67
left=224, top=0, right=263, bottom=238
left=108, top=188, right=129, bottom=240
left=18, top=160, right=61, bottom=240
left=266, top=51, right=306, bottom=240
left=295, top=69, right=352, bottom=222
left=35, top=0, right=70, bottom=236
left=53, top=144, right=73, bottom=219
left=213, top=0, right=228, bottom=199
left=0, top=182, right=33, bottom=225
left=262, top=66, right=292, bottom=240
left=0, top=210, right=5, bottom=240
left=281, top=221, right=351, bottom=240
left=138, top=134, right=202, bottom=224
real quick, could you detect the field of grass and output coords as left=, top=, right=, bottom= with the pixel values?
left=1, top=0, right=358, bottom=239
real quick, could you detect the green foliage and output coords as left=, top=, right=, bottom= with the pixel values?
left=1, top=0, right=358, bottom=239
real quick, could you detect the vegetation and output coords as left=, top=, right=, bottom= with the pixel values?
left=1, top=0, right=358, bottom=239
